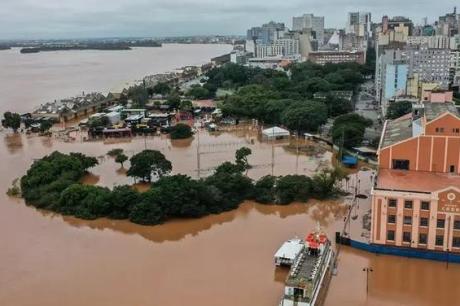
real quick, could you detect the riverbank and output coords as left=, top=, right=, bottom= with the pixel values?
left=0, top=44, right=233, bottom=114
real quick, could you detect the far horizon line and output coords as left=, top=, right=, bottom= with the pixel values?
left=0, top=34, right=246, bottom=43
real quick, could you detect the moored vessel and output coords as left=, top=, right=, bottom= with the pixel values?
left=275, top=231, right=334, bottom=306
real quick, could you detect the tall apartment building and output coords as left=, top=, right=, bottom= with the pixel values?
left=255, top=38, right=300, bottom=59
left=450, top=50, right=460, bottom=87
left=377, top=16, right=413, bottom=46
left=292, top=14, right=325, bottom=46
left=371, top=99, right=460, bottom=254
left=347, top=12, right=372, bottom=38
left=273, top=38, right=300, bottom=57
left=246, top=21, right=286, bottom=45
left=407, top=35, right=451, bottom=49
left=375, top=48, right=408, bottom=114
left=408, top=47, right=451, bottom=89
left=308, top=50, right=365, bottom=65
left=255, top=44, right=284, bottom=58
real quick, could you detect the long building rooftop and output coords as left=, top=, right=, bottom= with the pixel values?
left=376, top=169, right=460, bottom=193
left=381, top=102, right=460, bottom=148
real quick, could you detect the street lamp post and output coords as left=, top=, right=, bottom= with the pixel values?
left=363, top=267, right=373, bottom=296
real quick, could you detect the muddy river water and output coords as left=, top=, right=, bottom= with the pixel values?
left=1, top=129, right=460, bottom=306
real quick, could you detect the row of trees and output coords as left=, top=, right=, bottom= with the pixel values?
left=2, top=112, right=54, bottom=133
left=203, top=62, right=366, bottom=134
left=19, top=149, right=346, bottom=225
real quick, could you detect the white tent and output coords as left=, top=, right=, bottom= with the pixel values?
left=262, top=126, right=290, bottom=139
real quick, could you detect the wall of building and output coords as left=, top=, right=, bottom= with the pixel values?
left=379, top=134, right=460, bottom=173
left=371, top=188, right=460, bottom=253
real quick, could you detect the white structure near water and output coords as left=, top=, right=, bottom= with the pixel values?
left=274, top=239, right=304, bottom=266
left=262, top=126, right=290, bottom=140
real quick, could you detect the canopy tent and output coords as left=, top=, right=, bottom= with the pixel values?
left=262, top=126, right=290, bottom=139
left=342, top=155, right=358, bottom=167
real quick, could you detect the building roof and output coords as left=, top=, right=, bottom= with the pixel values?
left=381, top=113, right=413, bottom=148
left=262, top=126, right=290, bottom=137
left=192, top=99, right=216, bottom=108
left=274, top=239, right=304, bottom=261
left=424, top=102, right=459, bottom=122
left=376, top=169, right=460, bottom=193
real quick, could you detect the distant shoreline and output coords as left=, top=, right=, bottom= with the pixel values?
left=20, top=41, right=162, bottom=54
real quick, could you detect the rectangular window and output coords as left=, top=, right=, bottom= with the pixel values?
left=388, top=215, right=396, bottom=224
left=420, top=217, right=429, bottom=227
left=419, top=233, right=427, bottom=244
left=421, top=201, right=430, bottom=210
left=387, top=230, right=395, bottom=241
left=388, top=199, right=397, bottom=208
left=404, top=200, right=413, bottom=209
left=392, top=159, right=410, bottom=170
left=454, top=220, right=460, bottom=230
left=453, top=237, right=460, bottom=248
left=437, top=219, right=445, bottom=228
left=435, top=235, right=444, bottom=246
left=403, top=232, right=411, bottom=243
left=403, top=216, right=412, bottom=225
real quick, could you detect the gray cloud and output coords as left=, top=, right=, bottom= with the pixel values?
left=0, top=0, right=457, bottom=39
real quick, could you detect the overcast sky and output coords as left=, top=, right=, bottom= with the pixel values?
left=0, top=0, right=457, bottom=39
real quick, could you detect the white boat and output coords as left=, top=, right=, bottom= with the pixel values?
left=278, top=231, right=334, bottom=306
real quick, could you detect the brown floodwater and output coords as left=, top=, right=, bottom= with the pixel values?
left=1, top=129, right=460, bottom=306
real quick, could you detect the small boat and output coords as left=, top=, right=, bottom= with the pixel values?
left=276, top=231, right=334, bottom=306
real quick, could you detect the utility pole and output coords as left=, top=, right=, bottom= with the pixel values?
left=271, top=129, right=275, bottom=176
left=363, top=267, right=373, bottom=296
left=197, top=127, right=201, bottom=179
left=296, top=128, right=300, bottom=175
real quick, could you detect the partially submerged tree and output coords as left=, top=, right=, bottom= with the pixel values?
left=115, top=153, right=128, bottom=167
left=170, top=123, right=193, bottom=139
left=235, top=147, right=252, bottom=173
left=2, top=111, right=21, bottom=132
left=127, top=150, right=172, bottom=182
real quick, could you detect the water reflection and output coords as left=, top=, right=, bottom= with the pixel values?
left=170, top=137, right=194, bottom=148
left=3, top=133, right=23, bottom=154
left=32, top=201, right=344, bottom=244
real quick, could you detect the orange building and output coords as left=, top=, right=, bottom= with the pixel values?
left=371, top=101, right=460, bottom=253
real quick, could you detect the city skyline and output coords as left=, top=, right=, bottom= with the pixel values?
left=0, top=0, right=458, bottom=39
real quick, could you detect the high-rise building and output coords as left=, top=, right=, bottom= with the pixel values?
left=408, top=47, right=451, bottom=89
left=375, top=48, right=408, bottom=114
left=347, top=12, right=372, bottom=38
left=246, top=21, right=286, bottom=45
left=407, top=35, right=451, bottom=49
left=292, top=14, right=325, bottom=46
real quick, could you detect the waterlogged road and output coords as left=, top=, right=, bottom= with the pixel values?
left=1, top=131, right=460, bottom=306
